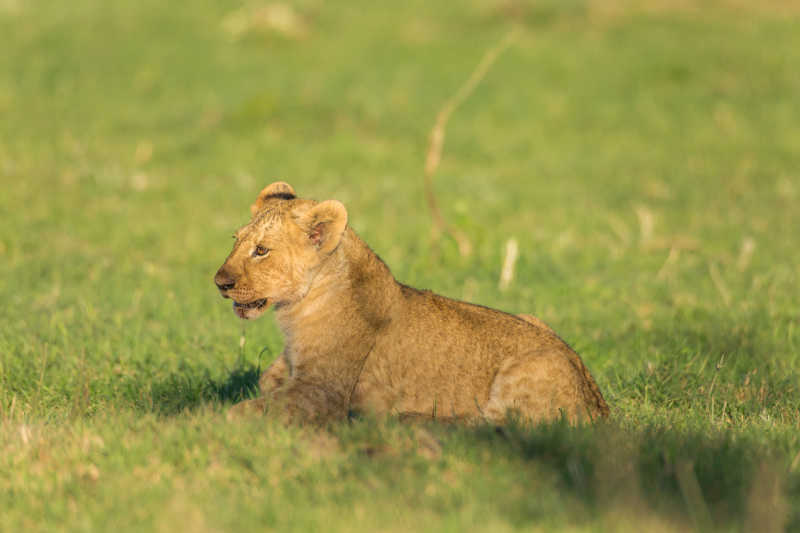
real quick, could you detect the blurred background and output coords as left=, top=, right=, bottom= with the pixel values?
left=1, top=1, right=799, bottom=531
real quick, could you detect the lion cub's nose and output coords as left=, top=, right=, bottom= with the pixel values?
left=214, top=269, right=236, bottom=292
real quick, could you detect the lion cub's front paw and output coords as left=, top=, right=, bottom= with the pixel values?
left=226, top=397, right=268, bottom=420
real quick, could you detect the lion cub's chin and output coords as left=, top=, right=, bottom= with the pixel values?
left=232, top=298, right=269, bottom=320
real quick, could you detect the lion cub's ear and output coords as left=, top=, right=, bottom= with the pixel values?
left=250, top=181, right=297, bottom=215
left=296, top=200, right=348, bottom=254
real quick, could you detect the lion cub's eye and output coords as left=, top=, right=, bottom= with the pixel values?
left=253, top=245, right=270, bottom=257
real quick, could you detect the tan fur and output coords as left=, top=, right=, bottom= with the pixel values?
left=216, top=183, right=610, bottom=425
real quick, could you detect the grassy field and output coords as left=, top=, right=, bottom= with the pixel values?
left=2, top=0, right=799, bottom=530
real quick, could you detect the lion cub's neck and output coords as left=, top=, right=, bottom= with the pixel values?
left=274, top=229, right=400, bottom=377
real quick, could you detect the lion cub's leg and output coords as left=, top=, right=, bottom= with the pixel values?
left=267, top=378, right=348, bottom=426
left=259, top=352, right=290, bottom=395
left=482, top=350, right=598, bottom=425
left=226, top=397, right=268, bottom=419
left=227, top=354, right=289, bottom=419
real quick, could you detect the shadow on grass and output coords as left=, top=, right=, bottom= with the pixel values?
left=127, top=361, right=798, bottom=529
left=336, top=416, right=796, bottom=531
left=131, top=361, right=262, bottom=416
left=483, top=420, right=793, bottom=530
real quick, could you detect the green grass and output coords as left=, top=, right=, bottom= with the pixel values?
left=2, top=0, right=799, bottom=530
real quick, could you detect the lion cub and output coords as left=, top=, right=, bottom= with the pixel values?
left=214, top=182, right=609, bottom=425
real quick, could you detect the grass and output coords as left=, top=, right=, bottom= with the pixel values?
left=1, top=0, right=799, bottom=530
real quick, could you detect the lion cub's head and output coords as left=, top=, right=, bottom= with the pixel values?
left=214, top=181, right=348, bottom=320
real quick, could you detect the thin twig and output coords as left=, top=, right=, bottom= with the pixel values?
left=424, top=29, right=518, bottom=257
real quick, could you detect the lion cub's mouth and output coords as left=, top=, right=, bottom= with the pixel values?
left=233, top=298, right=268, bottom=310
left=232, top=298, right=269, bottom=319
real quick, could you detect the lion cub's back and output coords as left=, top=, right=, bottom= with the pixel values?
left=352, top=285, right=564, bottom=418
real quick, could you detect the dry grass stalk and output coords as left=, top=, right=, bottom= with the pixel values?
left=588, top=0, right=800, bottom=20
left=498, top=238, right=519, bottom=291
left=675, top=460, right=712, bottom=531
left=790, top=450, right=800, bottom=472
left=745, top=463, right=787, bottom=533
left=737, top=236, right=756, bottom=272
left=656, top=246, right=679, bottom=281
left=708, top=262, right=732, bottom=306
left=424, top=29, right=518, bottom=257
left=634, top=205, right=654, bottom=245
left=222, top=3, right=308, bottom=40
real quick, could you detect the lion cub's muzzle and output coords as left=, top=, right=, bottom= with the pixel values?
left=214, top=268, right=236, bottom=296
left=214, top=267, right=270, bottom=320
